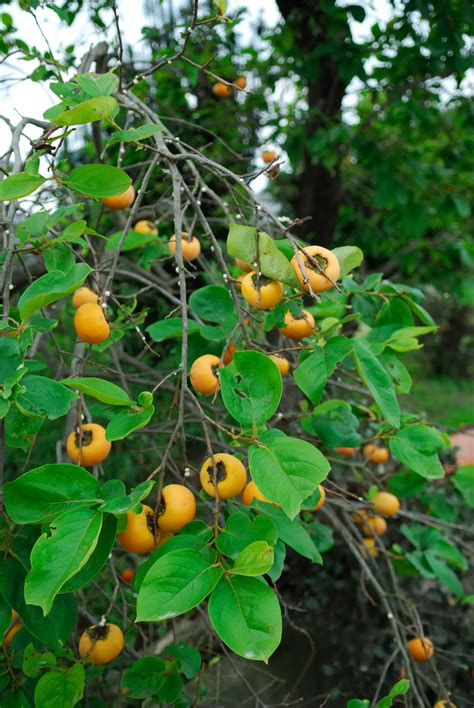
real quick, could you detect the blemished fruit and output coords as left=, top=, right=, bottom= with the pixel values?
left=121, top=568, right=134, bottom=583
left=79, top=623, right=124, bottom=665
left=190, top=354, right=220, bottom=395
left=74, top=302, right=110, bottom=344
left=363, top=444, right=390, bottom=464
left=157, top=484, right=196, bottom=533
left=372, top=491, right=400, bottom=517
left=235, top=258, right=253, bottom=272
left=262, top=150, right=277, bottom=163
left=290, top=245, right=340, bottom=294
left=72, top=287, right=98, bottom=310
left=117, top=504, right=156, bottom=553
left=134, top=220, right=158, bottom=235
left=241, top=271, right=284, bottom=310
left=3, top=611, right=23, bottom=648
left=303, top=485, right=326, bottom=511
left=234, top=76, right=247, bottom=90
left=362, top=537, right=379, bottom=558
left=66, top=423, right=111, bottom=467
left=223, top=343, right=238, bottom=365
left=335, top=446, right=358, bottom=457
left=279, top=310, right=315, bottom=340
left=363, top=515, right=388, bottom=537
left=269, top=354, right=290, bottom=376
left=242, top=480, right=271, bottom=505
left=212, top=82, right=232, bottom=98
left=168, top=232, right=201, bottom=261
left=101, top=185, right=135, bottom=210
left=200, top=453, right=247, bottom=499
left=407, top=636, right=434, bottom=662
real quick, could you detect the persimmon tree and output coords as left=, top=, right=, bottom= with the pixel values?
left=0, top=2, right=472, bottom=707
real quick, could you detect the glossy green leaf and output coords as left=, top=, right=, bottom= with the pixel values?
left=106, top=124, right=163, bottom=146
left=302, top=399, right=362, bottom=447
left=54, top=96, right=117, bottom=125
left=189, top=285, right=235, bottom=324
left=16, top=376, right=77, bottom=420
left=424, top=552, right=463, bottom=598
left=255, top=503, right=323, bottom=564
left=60, top=514, right=117, bottom=592
left=231, top=541, right=274, bottom=576
left=0, top=339, right=22, bottom=384
left=216, top=512, right=278, bottom=560
left=134, top=534, right=209, bottom=591
left=146, top=317, right=200, bottom=342
left=0, top=172, right=46, bottom=201
left=106, top=404, right=155, bottom=440
left=34, top=663, right=85, bottom=708
left=389, top=425, right=446, bottom=479
left=60, top=377, right=133, bottom=406
left=352, top=338, right=400, bottom=428
left=63, top=164, right=131, bottom=198
left=452, top=465, right=474, bottom=506
left=18, top=263, right=92, bottom=320
left=332, top=245, right=363, bottom=277
left=121, top=656, right=166, bottom=699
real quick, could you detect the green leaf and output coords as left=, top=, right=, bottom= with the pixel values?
left=208, top=575, right=282, bottom=662
left=424, top=552, right=463, bottom=598
left=60, top=377, right=133, bottom=406
left=378, top=679, right=410, bottom=708
left=255, top=503, right=322, bottom=563
left=18, top=263, right=92, bottom=320
left=3, top=463, right=100, bottom=524
left=34, top=663, right=85, bottom=708
left=134, top=533, right=210, bottom=591
left=60, top=514, right=117, bottom=592
left=106, top=124, right=163, bottom=147
left=0, top=172, right=46, bottom=201
left=146, top=317, right=200, bottom=342
left=98, top=479, right=154, bottom=514
left=227, top=224, right=300, bottom=288
left=43, top=244, right=75, bottom=274
left=0, top=339, right=22, bottom=384
left=220, top=351, right=282, bottom=426
left=249, top=435, right=330, bottom=519
left=231, top=541, right=274, bottom=576
left=332, top=246, right=363, bottom=277
left=75, top=71, right=119, bottom=97
left=16, top=376, right=77, bottom=420
left=452, top=465, right=474, bottom=506
left=389, top=425, right=446, bottom=479
left=388, top=469, right=426, bottom=498
left=106, top=404, right=155, bottom=440
left=294, top=336, right=352, bottom=404
left=105, top=228, right=158, bottom=253
left=63, top=164, right=131, bottom=198
left=267, top=540, right=286, bottom=582
left=136, top=548, right=223, bottom=622
left=165, top=643, right=201, bottom=679
left=121, top=656, right=166, bottom=699
left=22, top=644, right=56, bottom=678
left=352, top=339, right=400, bottom=428
left=25, top=508, right=103, bottom=614
left=216, top=512, right=278, bottom=560
left=189, top=285, right=235, bottom=324
left=302, top=399, right=362, bottom=447
left=54, top=96, right=117, bottom=125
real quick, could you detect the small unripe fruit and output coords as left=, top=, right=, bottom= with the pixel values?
left=121, top=568, right=134, bottom=583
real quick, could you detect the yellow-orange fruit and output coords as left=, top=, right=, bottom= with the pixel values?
left=235, top=258, right=253, bottom=272
left=290, top=245, right=340, bottom=294
left=241, top=271, right=284, bottom=310
left=66, top=423, right=111, bottom=467
left=120, top=568, right=134, bottom=583
left=72, top=287, right=98, bottom=310
left=335, top=446, right=358, bottom=457
left=200, top=453, right=247, bottom=499
left=234, top=76, right=247, bottom=90
left=434, top=700, right=456, bottom=708
left=363, top=515, right=388, bottom=537
left=269, top=354, right=290, bottom=376
left=362, top=537, right=379, bottom=558
left=212, top=82, right=232, bottom=98
left=268, top=164, right=280, bottom=180
left=262, top=150, right=277, bottom=163
left=79, top=623, right=124, bottom=665
left=303, top=485, right=326, bottom=511
left=363, top=444, right=390, bottom=464
left=3, top=611, right=23, bottom=648
left=279, top=310, right=315, bottom=340
left=101, top=185, right=135, bottom=210
left=157, top=484, right=196, bottom=533
left=134, top=220, right=158, bottom=235
left=372, top=491, right=400, bottom=517
left=74, top=302, right=110, bottom=344
left=407, top=636, right=434, bottom=662
left=352, top=509, right=368, bottom=525
left=117, top=504, right=156, bottom=553
left=190, top=354, right=220, bottom=395
left=168, top=232, right=201, bottom=261
left=223, top=343, right=238, bottom=365
left=235, top=274, right=246, bottom=291
left=242, top=480, right=271, bottom=505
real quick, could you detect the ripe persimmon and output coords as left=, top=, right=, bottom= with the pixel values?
left=363, top=444, right=390, bottom=464
left=352, top=508, right=368, bottom=525
left=268, top=164, right=280, bottom=180
left=200, top=453, right=246, bottom=499
left=302, top=485, right=326, bottom=511
left=212, top=82, right=232, bottom=98
left=241, top=271, right=284, bottom=310
left=117, top=504, right=156, bottom=553
left=120, top=568, right=134, bottom=583
left=363, top=515, right=388, bottom=537
left=134, top=220, right=158, bottom=235
left=335, top=446, right=358, bottom=457
left=101, top=185, right=135, bottom=210
left=157, top=484, right=196, bottom=533
left=234, top=76, right=247, bottom=90
left=290, top=245, right=340, bottom=294
left=74, top=302, right=110, bottom=344
left=72, top=287, right=98, bottom=310
left=66, top=423, right=111, bottom=467
left=262, top=150, right=277, bottom=163
left=3, top=611, right=23, bottom=648
left=434, top=701, right=456, bottom=708
left=223, top=343, right=238, bottom=365
left=190, top=354, right=220, bottom=395
left=407, top=636, right=434, bottom=662
left=79, top=623, right=124, bottom=665
left=242, top=480, right=271, bottom=505
left=372, top=491, right=400, bottom=517
left=235, top=274, right=246, bottom=291
left=269, top=354, right=290, bottom=376
left=235, top=258, right=253, bottom=272
left=279, top=310, right=315, bottom=340
left=168, top=232, right=201, bottom=261
left=362, top=537, right=378, bottom=558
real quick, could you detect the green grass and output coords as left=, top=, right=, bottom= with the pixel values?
left=401, top=377, right=474, bottom=428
